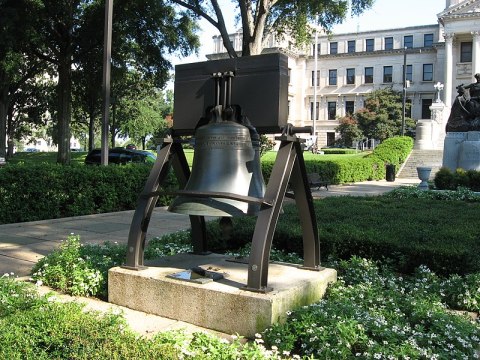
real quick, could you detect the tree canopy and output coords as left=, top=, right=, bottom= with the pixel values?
left=170, top=0, right=375, bottom=57
left=351, top=88, right=415, bottom=142
left=0, top=0, right=199, bottom=163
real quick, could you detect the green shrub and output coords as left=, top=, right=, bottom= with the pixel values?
left=433, top=167, right=456, bottom=190
left=368, top=136, right=414, bottom=166
left=205, top=194, right=480, bottom=276
left=261, top=136, right=413, bottom=185
left=0, top=164, right=177, bottom=224
left=434, top=167, right=480, bottom=192
left=319, top=148, right=357, bottom=155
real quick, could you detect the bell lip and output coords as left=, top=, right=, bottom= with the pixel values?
left=168, top=197, right=249, bottom=218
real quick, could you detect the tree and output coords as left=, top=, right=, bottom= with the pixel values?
left=335, top=115, right=363, bottom=147
left=170, top=0, right=374, bottom=57
left=0, top=0, right=48, bottom=158
left=32, top=0, right=199, bottom=164
left=355, top=88, right=415, bottom=142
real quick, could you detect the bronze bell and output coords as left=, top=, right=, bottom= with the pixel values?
left=168, top=120, right=265, bottom=217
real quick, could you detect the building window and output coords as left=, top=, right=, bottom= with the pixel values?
left=461, top=42, right=473, bottom=62
left=422, top=99, right=432, bottom=119
left=345, top=101, right=355, bottom=115
left=424, top=33, right=433, bottom=47
left=366, top=38, right=374, bottom=52
left=310, top=102, right=319, bottom=120
left=328, top=102, right=337, bottom=120
left=404, top=64, right=413, bottom=82
left=404, top=35, right=413, bottom=49
left=347, top=40, right=355, bottom=53
left=384, top=37, right=393, bottom=50
left=330, top=42, right=338, bottom=54
left=329, top=69, right=337, bottom=86
left=365, top=67, right=374, bottom=83
left=346, top=68, right=355, bottom=85
left=327, top=132, right=336, bottom=146
left=288, top=68, right=291, bottom=84
left=311, top=43, right=321, bottom=56
left=311, top=70, right=320, bottom=86
left=383, top=66, right=393, bottom=83
left=423, top=64, right=433, bottom=81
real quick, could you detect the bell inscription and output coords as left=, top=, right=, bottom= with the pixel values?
left=195, top=133, right=251, bottom=150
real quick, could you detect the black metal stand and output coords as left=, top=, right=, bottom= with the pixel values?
left=245, top=126, right=320, bottom=292
left=124, top=138, right=207, bottom=270
left=124, top=126, right=321, bottom=293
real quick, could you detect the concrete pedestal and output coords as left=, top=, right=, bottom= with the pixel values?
left=443, top=131, right=480, bottom=171
left=414, top=120, right=437, bottom=150
left=108, top=253, right=337, bottom=338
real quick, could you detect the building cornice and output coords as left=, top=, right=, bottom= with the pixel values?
left=438, top=0, right=480, bottom=25
left=310, top=47, right=436, bottom=60
left=322, top=24, right=439, bottom=38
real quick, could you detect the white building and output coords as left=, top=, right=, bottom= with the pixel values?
left=208, top=0, right=480, bottom=148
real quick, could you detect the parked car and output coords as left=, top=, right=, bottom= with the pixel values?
left=25, top=148, right=40, bottom=152
left=125, top=144, right=137, bottom=150
left=84, top=148, right=156, bottom=165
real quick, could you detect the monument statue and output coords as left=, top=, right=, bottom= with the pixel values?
left=446, top=73, right=480, bottom=132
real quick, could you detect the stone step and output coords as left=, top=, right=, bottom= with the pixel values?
left=397, top=150, right=443, bottom=179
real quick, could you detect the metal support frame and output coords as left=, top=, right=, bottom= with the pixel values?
left=124, top=137, right=207, bottom=270
left=245, top=128, right=320, bottom=292
left=124, top=127, right=321, bottom=292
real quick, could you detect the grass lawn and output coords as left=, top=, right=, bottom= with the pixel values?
left=262, top=150, right=369, bottom=162
left=8, top=151, right=88, bottom=165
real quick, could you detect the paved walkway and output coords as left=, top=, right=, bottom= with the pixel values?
left=0, top=177, right=419, bottom=337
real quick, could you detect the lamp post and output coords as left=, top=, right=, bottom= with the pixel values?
left=401, top=47, right=407, bottom=136
left=101, top=0, right=113, bottom=165
left=313, top=16, right=318, bottom=151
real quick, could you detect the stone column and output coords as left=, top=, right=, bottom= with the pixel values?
left=472, top=31, right=480, bottom=75
left=444, top=33, right=454, bottom=108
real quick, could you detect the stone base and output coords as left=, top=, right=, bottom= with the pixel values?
left=108, top=253, right=337, bottom=338
left=443, top=131, right=480, bottom=171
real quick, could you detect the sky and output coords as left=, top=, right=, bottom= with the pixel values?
left=170, top=0, right=446, bottom=67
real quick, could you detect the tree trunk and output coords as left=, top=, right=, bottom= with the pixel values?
left=240, top=0, right=269, bottom=56
left=6, top=110, right=14, bottom=156
left=56, top=57, right=72, bottom=164
left=0, top=84, right=8, bottom=159
left=88, top=107, right=95, bottom=151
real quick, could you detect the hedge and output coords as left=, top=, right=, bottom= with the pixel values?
left=0, top=136, right=413, bottom=224
left=319, top=148, right=357, bottom=155
left=0, top=164, right=175, bottom=224
left=434, top=167, right=480, bottom=191
left=204, top=196, right=480, bottom=276
left=262, top=136, right=413, bottom=184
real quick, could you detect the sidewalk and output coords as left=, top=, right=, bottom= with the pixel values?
left=0, top=177, right=420, bottom=278
left=0, top=177, right=420, bottom=337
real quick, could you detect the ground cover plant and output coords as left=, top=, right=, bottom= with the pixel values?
left=26, top=187, right=480, bottom=358
left=23, top=242, right=480, bottom=359
left=262, top=257, right=480, bottom=359
left=0, top=274, right=281, bottom=359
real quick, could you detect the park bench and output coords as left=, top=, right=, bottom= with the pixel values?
left=307, top=173, right=329, bottom=191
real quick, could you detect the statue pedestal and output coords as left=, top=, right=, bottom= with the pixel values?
left=414, top=102, right=448, bottom=150
left=442, top=131, right=480, bottom=171
left=414, top=120, right=437, bottom=149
